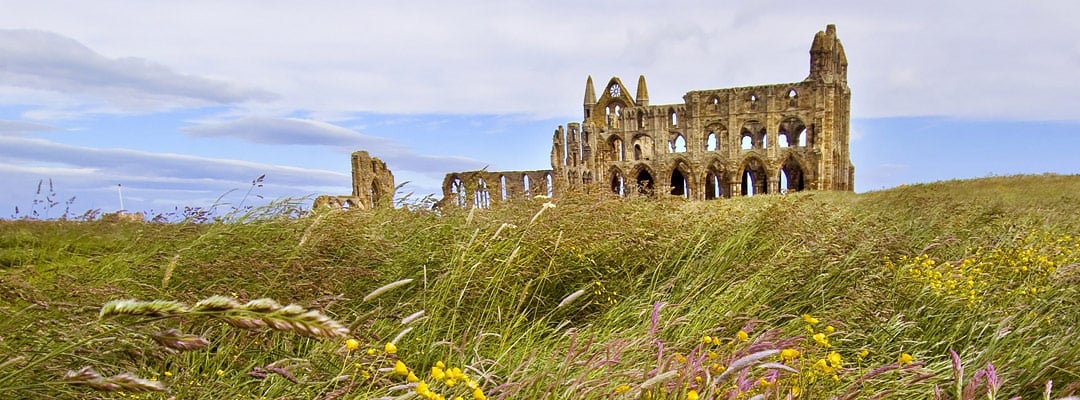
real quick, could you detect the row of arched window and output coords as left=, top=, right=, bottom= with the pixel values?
left=606, top=160, right=807, bottom=200
left=448, top=173, right=555, bottom=209
left=607, top=127, right=810, bottom=161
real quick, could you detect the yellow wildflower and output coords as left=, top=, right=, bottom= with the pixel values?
left=394, top=360, right=409, bottom=376
left=472, top=388, right=487, bottom=400
left=345, top=338, right=360, bottom=351
left=736, top=330, right=749, bottom=342
left=813, top=359, right=834, bottom=374
left=615, top=384, right=631, bottom=394
left=898, top=352, right=914, bottom=366
left=812, top=333, right=831, bottom=348
left=702, top=335, right=713, bottom=344
left=417, top=381, right=432, bottom=397
left=780, top=348, right=801, bottom=362
left=407, top=372, right=419, bottom=382
left=857, top=349, right=869, bottom=360
left=385, top=342, right=398, bottom=354
left=827, top=351, right=843, bottom=368
left=687, top=389, right=700, bottom=400
left=366, top=348, right=377, bottom=355
left=802, top=314, right=819, bottom=325
left=824, top=325, right=835, bottom=334
left=164, top=371, right=173, bottom=377
left=432, top=366, right=446, bottom=380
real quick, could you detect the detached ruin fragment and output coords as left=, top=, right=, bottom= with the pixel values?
left=314, top=151, right=395, bottom=209
left=328, top=25, right=853, bottom=209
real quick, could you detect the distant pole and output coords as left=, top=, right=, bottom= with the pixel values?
left=118, top=184, right=125, bottom=211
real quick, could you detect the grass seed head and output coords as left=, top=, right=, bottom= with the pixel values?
left=151, top=328, right=210, bottom=351
left=192, top=295, right=242, bottom=312
left=100, top=299, right=188, bottom=318
left=63, top=367, right=166, bottom=392
left=364, top=278, right=414, bottom=302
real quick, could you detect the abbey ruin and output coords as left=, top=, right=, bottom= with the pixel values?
left=325, top=25, right=852, bottom=209
left=314, top=151, right=395, bottom=209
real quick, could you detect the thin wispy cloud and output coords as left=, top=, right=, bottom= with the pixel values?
left=0, top=29, right=277, bottom=115
left=0, top=135, right=347, bottom=187
left=182, top=117, right=400, bottom=149
left=180, top=116, right=487, bottom=176
left=0, top=119, right=58, bottom=135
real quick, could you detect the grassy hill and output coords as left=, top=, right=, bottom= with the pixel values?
left=1, top=174, right=1078, bottom=399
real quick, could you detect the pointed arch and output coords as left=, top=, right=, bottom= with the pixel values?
left=740, top=156, right=769, bottom=196
left=668, top=159, right=693, bottom=198
left=450, top=176, right=467, bottom=207
left=740, top=120, right=767, bottom=150
left=475, top=177, right=490, bottom=208
left=778, top=116, right=807, bottom=148
left=609, top=167, right=626, bottom=197
left=631, top=134, right=654, bottom=161
left=607, top=135, right=626, bottom=162
left=671, top=134, right=687, bottom=153
left=499, top=175, right=508, bottom=200
left=369, top=179, right=381, bottom=207
left=631, top=164, right=656, bottom=197
left=703, top=159, right=727, bottom=200
left=780, top=154, right=807, bottom=193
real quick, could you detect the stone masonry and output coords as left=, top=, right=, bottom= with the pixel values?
left=315, top=151, right=395, bottom=209
left=336, top=25, right=853, bottom=209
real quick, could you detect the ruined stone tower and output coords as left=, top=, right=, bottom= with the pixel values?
left=315, top=151, right=395, bottom=209
left=436, top=25, right=852, bottom=206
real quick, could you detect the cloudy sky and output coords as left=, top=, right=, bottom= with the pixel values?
left=2, top=1, right=1078, bottom=218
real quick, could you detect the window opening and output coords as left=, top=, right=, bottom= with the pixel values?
left=706, top=132, right=718, bottom=151
left=636, top=170, right=654, bottom=196
left=672, top=135, right=686, bottom=153
left=670, top=169, right=688, bottom=198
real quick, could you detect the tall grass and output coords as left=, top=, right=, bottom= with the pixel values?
left=0, top=174, right=1078, bottom=399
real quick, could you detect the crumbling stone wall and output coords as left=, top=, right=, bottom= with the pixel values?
left=438, top=24, right=853, bottom=207
left=436, top=170, right=554, bottom=208
left=329, top=25, right=852, bottom=209
left=314, top=151, right=395, bottom=209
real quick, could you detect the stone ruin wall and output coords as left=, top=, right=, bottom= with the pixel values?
left=329, top=25, right=853, bottom=209
left=315, top=151, right=395, bottom=209
left=437, top=24, right=852, bottom=206
left=436, top=169, right=555, bottom=209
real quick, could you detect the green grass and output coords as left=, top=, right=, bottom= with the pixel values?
left=1, top=174, right=1078, bottom=399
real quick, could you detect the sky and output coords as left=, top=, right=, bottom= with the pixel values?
left=1, top=1, right=1079, bottom=219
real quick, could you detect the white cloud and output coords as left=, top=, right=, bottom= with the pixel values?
left=182, top=117, right=400, bottom=149
left=0, top=29, right=276, bottom=116
left=0, top=135, right=347, bottom=187
left=180, top=116, right=487, bottom=175
left=0, top=119, right=58, bottom=135
left=2, top=2, right=1079, bottom=120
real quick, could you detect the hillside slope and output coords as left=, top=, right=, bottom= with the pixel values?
left=1, top=174, right=1078, bottom=399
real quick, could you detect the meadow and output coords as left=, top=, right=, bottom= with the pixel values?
left=1, top=174, right=1078, bottom=399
